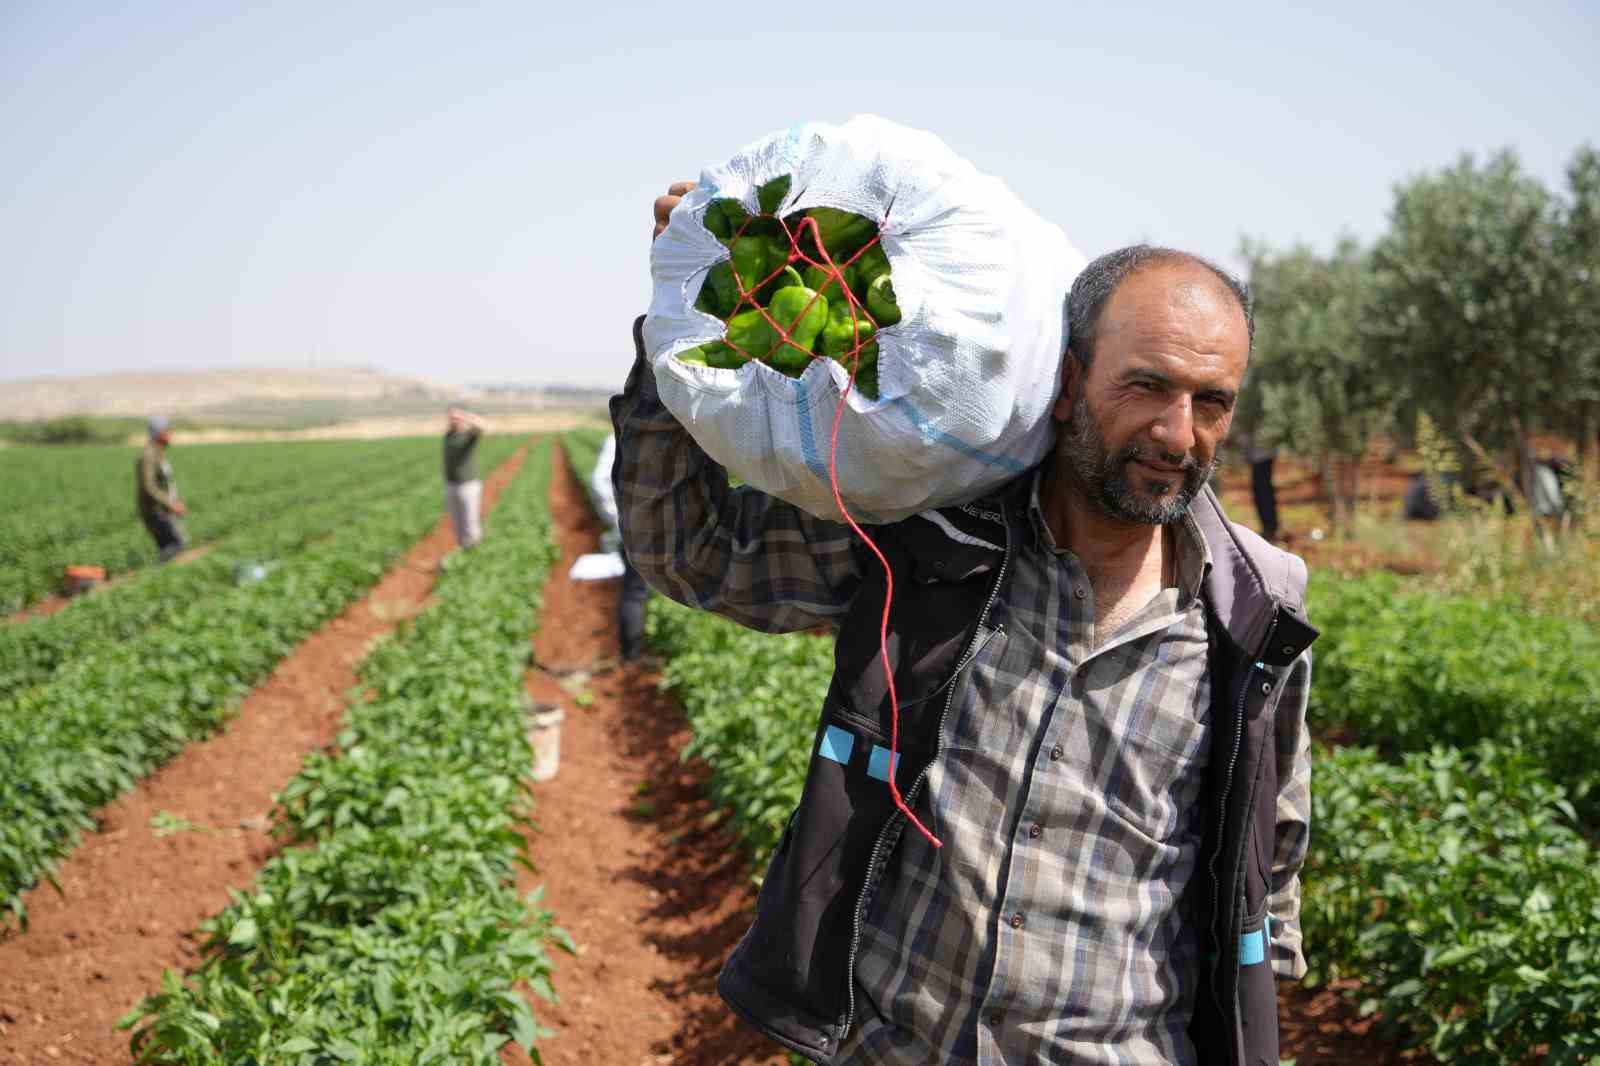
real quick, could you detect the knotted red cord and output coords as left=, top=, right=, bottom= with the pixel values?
left=713, top=202, right=942, bottom=850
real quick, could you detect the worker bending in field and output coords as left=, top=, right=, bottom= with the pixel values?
left=607, top=187, right=1319, bottom=1066
left=137, top=416, right=188, bottom=563
left=443, top=405, right=488, bottom=549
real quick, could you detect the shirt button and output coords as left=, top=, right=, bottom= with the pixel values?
left=1073, top=586, right=1087, bottom=600
left=1010, top=913, right=1024, bottom=929
left=1028, top=823, right=1042, bottom=839
left=986, top=1011, right=1004, bottom=1027
left=1050, top=745, right=1063, bottom=761
left=1261, top=681, right=1272, bottom=694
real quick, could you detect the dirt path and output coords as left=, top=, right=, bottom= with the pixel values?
left=0, top=450, right=526, bottom=1065
left=507, top=447, right=787, bottom=1066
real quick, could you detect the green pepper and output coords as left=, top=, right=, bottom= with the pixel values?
left=808, top=207, right=877, bottom=260
left=757, top=175, right=792, bottom=215
left=758, top=265, right=805, bottom=304
left=848, top=244, right=889, bottom=303
left=770, top=286, right=829, bottom=351
left=702, top=204, right=731, bottom=242
left=694, top=261, right=739, bottom=317
left=764, top=285, right=829, bottom=374
left=677, top=345, right=709, bottom=366
left=705, top=199, right=750, bottom=243
left=802, top=263, right=858, bottom=302
left=866, top=273, right=902, bottom=326
left=820, top=299, right=877, bottom=358
left=702, top=340, right=742, bottom=369
left=729, top=236, right=770, bottom=295
left=710, top=261, right=741, bottom=316
left=855, top=363, right=879, bottom=400
left=726, top=308, right=779, bottom=361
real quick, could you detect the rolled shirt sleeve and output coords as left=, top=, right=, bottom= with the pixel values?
left=608, top=316, right=862, bottom=634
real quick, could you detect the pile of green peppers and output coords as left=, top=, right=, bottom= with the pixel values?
left=679, top=174, right=899, bottom=399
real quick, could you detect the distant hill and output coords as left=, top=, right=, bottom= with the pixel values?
left=0, top=368, right=455, bottom=421
left=0, top=368, right=612, bottom=428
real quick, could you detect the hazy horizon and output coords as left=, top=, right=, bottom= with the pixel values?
left=4, top=1, right=1596, bottom=389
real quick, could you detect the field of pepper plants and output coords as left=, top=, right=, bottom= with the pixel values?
left=117, top=440, right=571, bottom=1063
left=0, top=437, right=517, bottom=615
left=560, top=427, right=1600, bottom=1066
left=0, top=433, right=590, bottom=1065
left=0, top=435, right=515, bottom=925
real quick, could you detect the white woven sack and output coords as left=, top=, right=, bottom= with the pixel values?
left=644, top=115, right=1085, bottom=524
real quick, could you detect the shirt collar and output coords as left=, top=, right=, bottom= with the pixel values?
left=1024, top=468, right=1213, bottom=601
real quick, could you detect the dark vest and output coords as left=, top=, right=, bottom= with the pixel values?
left=715, top=481, right=1318, bottom=1066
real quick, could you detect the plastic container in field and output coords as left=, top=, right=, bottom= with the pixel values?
left=528, top=703, right=565, bottom=782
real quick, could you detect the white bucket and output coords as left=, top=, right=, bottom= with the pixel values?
left=528, top=704, right=565, bottom=782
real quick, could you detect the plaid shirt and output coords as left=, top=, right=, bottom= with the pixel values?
left=613, top=351, right=1313, bottom=1066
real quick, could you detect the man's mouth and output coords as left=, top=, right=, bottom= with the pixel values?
left=1132, top=458, right=1188, bottom=476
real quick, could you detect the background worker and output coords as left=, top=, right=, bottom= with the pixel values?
left=136, top=416, right=188, bottom=563
left=589, top=431, right=653, bottom=663
left=443, top=405, right=487, bottom=549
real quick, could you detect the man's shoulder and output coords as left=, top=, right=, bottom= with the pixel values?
left=1193, top=488, right=1311, bottom=613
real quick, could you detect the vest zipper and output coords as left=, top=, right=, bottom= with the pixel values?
left=1206, top=611, right=1279, bottom=1002
left=838, top=513, right=1014, bottom=1046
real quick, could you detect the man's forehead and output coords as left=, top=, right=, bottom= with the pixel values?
left=1096, top=266, right=1249, bottom=361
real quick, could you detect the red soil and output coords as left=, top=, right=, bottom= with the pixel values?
left=504, top=447, right=786, bottom=1066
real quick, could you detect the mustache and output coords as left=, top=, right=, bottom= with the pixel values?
left=1116, top=444, right=1199, bottom=473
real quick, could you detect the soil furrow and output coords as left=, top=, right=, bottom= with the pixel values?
left=0, top=449, right=525, bottom=1065
left=506, top=446, right=785, bottom=1066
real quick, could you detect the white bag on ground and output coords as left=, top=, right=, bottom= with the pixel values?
left=644, top=115, right=1086, bottom=524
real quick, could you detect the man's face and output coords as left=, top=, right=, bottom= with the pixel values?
left=1051, top=263, right=1250, bottom=525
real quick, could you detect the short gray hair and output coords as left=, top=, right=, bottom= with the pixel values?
left=1066, top=245, right=1253, bottom=365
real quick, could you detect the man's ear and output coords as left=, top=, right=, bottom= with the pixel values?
left=1052, top=353, right=1083, bottom=423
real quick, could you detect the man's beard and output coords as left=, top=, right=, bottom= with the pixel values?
left=1052, top=388, right=1216, bottom=525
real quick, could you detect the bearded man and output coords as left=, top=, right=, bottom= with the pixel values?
left=611, top=190, right=1317, bottom=1066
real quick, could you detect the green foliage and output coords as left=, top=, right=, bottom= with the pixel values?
left=119, top=440, right=573, bottom=1064
left=0, top=465, right=454, bottom=927
left=646, top=600, right=827, bottom=872
left=558, top=426, right=608, bottom=486
left=1307, top=571, right=1600, bottom=820
left=1367, top=150, right=1578, bottom=471
left=1304, top=743, right=1600, bottom=1063
left=1242, top=237, right=1388, bottom=463
left=0, top=435, right=519, bottom=614
left=0, top=415, right=154, bottom=446
left=0, top=458, right=433, bottom=698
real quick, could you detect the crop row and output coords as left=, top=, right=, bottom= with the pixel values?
left=119, top=440, right=570, bottom=1065
left=0, top=462, right=427, bottom=699
left=0, top=456, right=456, bottom=927
left=1307, top=571, right=1600, bottom=822
left=0, top=435, right=519, bottom=613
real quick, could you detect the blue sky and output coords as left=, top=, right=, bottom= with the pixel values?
left=2, top=1, right=1595, bottom=388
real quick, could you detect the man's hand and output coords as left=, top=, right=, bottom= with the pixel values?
left=653, top=181, right=697, bottom=241
left=172, top=502, right=187, bottom=516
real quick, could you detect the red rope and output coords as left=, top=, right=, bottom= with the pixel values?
left=721, top=199, right=940, bottom=849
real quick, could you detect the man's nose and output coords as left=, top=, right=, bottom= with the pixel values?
left=1149, top=396, right=1196, bottom=456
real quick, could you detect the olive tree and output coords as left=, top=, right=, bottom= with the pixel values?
left=1242, top=238, right=1388, bottom=530
left=1367, top=150, right=1565, bottom=504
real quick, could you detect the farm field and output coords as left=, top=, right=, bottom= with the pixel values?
left=0, top=435, right=521, bottom=616
left=0, top=428, right=1593, bottom=1065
